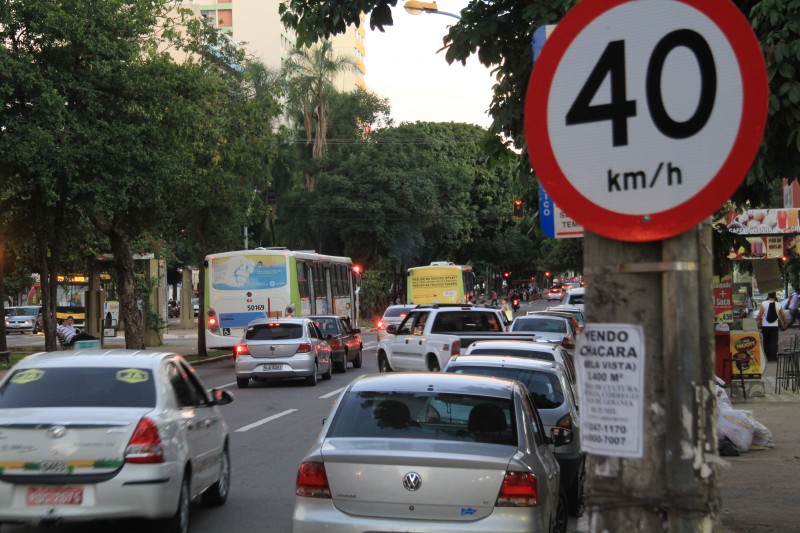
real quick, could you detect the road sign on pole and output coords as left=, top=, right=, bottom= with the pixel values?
left=525, top=0, right=768, bottom=242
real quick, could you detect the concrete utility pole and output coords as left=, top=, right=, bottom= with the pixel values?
left=583, top=224, right=719, bottom=530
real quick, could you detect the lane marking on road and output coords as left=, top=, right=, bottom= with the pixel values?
left=210, top=382, right=237, bottom=390
left=235, top=409, right=298, bottom=433
left=319, top=386, right=346, bottom=399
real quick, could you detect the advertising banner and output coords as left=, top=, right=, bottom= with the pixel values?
left=726, top=235, right=785, bottom=260
left=713, top=275, right=733, bottom=323
left=730, top=332, right=763, bottom=379
left=718, top=209, right=799, bottom=235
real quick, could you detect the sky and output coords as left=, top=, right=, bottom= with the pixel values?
left=365, top=1, right=495, bottom=129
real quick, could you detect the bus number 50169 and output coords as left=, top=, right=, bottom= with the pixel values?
left=247, top=304, right=265, bottom=311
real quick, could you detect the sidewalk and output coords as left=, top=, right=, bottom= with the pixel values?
left=717, top=326, right=800, bottom=532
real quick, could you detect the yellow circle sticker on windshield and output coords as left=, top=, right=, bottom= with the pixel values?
left=10, top=369, right=45, bottom=384
left=116, top=369, right=149, bottom=384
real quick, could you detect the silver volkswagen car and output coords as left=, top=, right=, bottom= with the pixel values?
left=293, top=373, right=569, bottom=533
left=234, top=317, right=333, bottom=388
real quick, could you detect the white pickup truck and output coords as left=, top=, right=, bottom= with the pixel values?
left=377, top=304, right=539, bottom=372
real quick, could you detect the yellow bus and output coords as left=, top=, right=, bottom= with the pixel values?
left=406, top=262, right=475, bottom=305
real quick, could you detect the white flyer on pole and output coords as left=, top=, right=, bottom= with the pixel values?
left=576, top=323, right=645, bottom=458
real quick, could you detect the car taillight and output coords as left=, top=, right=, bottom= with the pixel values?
left=296, top=461, right=331, bottom=498
left=235, top=344, right=250, bottom=357
left=207, top=308, right=220, bottom=334
left=125, top=417, right=164, bottom=464
left=561, top=336, right=575, bottom=350
left=450, top=340, right=461, bottom=356
left=328, top=339, right=342, bottom=350
left=297, top=343, right=312, bottom=353
left=496, top=471, right=539, bottom=507
left=556, top=413, right=573, bottom=430
left=376, top=320, right=385, bottom=330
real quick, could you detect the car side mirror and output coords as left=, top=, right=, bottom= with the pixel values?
left=325, top=333, right=333, bottom=340
left=211, top=388, right=234, bottom=406
left=386, top=324, right=398, bottom=335
left=550, top=426, right=573, bottom=447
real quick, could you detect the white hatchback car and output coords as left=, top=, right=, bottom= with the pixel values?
left=0, top=350, right=234, bottom=532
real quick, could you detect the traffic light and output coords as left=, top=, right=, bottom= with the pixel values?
left=353, top=264, right=362, bottom=275
left=513, top=199, right=524, bottom=218
left=503, top=271, right=511, bottom=279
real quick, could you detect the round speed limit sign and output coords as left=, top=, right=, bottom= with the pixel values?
left=525, top=0, right=767, bottom=242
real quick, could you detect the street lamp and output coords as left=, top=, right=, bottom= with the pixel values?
left=403, top=1, right=461, bottom=20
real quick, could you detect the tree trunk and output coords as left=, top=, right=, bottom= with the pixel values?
left=93, top=215, right=144, bottom=350
left=0, top=244, right=7, bottom=351
left=196, top=230, right=208, bottom=357
left=37, top=242, right=59, bottom=352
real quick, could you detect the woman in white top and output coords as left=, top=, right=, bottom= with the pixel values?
left=756, top=292, right=786, bottom=362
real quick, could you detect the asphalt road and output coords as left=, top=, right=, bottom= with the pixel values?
left=1, top=299, right=591, bottom=532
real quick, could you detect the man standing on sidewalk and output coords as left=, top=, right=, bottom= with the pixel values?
left=786, top=286, right=800, bottom=328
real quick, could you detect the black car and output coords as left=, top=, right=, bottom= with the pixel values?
left=308, top=315, right=363, bottom=373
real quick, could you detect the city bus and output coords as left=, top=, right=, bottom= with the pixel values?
left=204, top=247, right=360, bottom=348
left=406, top=262, right=475, bottom=305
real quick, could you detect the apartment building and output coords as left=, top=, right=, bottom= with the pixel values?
left=180, top=1, right=366, bottom=91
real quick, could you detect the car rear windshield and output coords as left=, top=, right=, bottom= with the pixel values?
left=0, top=367, right=156, bottom=408
left=313, top=318, right=341, bottom=335
left=566, top=294, right=584, bottom=304
left=430, top=311, right=503, bottom=333
left=245, top=323, right=302, bottom=340
left=383, top=306, right=414, bottom=318
left=512, top=318, right=566, bottom=333
left=446, top=366, right=564, bottom=409
left=469, top=347, right=556, bottom=361
left=327, top=391, right=517, bottom=446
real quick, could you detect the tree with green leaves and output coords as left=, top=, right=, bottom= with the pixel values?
left=282, top=40, right=355, bottom=191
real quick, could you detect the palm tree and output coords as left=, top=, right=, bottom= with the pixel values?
left=283, top=40, right=353, bottom=191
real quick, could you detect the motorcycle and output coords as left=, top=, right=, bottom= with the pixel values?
left=511, top=297, right=520, bottom=312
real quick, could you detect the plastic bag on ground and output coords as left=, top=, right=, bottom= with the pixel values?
left=718, top=409, right=755, bottom=452
left=745, top=412, right=775, bottom=448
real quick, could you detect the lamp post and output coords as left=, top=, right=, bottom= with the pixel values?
left=403, top=1, right=461, bottom=20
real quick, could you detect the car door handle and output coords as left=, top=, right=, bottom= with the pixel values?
left=203, top=419, right=213, bottom=428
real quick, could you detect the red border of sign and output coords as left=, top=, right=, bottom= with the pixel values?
left=525, top=0, right=768, bottom=242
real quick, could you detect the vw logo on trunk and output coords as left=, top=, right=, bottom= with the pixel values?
left=402, top=472, right=422, bottom=491
left=270, top=345, right=276, bottom=351
left=47, top=425, right=67, bottom=439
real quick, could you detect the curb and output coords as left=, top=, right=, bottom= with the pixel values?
left=190, top=354, right=233, bottom=366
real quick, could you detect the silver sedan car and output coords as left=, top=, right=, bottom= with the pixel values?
left=234, top=317, right=333, bottom=388
left=293, top=373, right=569, bottom=533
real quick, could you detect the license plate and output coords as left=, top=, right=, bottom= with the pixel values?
left=40, top=460, right=68, bottom=474
left=263, top=364, right=283, bottom=371
left=26, top=486, right=83, bottom=506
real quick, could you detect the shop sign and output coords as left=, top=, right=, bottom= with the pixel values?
left=718, top=209, right=800, bottom=235
left=726, top=235, right=785, bottom=260
left=713, top=275, right=733, bottom=323
left=730, top=332, right=763, bottom=379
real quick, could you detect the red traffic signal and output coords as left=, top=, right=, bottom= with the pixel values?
left=353, top=265, right=363, bottom=275
left=513, top=199, right=524, bottom=218
left=503, top=271, right=511, bottom=279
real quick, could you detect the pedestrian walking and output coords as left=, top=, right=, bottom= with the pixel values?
left=490, top=290, right=498, bottom=307
left=756, top=292, right=786, bottom=363
left=501, top=298, right=513, bottom=321
left=785, top=286, right=800, bottom=328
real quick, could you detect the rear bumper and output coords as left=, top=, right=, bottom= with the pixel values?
left=236, top=353, right=317, bottom=379
left=293, top=497, right=547, bottom=533
left=0, top=462, right=181, bottom=524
